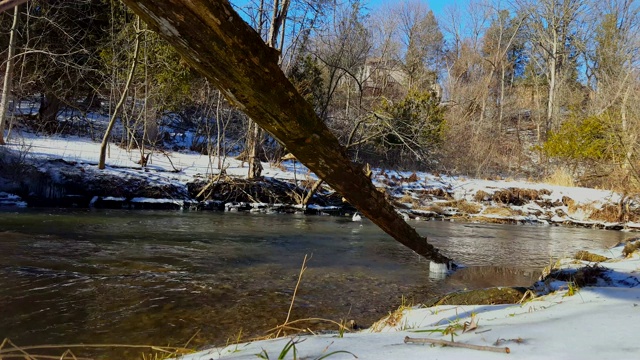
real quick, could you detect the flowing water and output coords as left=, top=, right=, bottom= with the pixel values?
left=0, top=209, right=628, bottom=356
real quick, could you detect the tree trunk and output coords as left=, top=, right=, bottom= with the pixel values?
left=120, top=0, right=452, bottom=265
left=39, top=92, right=61, bottom=133
left=247, top=121, right=263, bottom=178
left=546, top=32, right=558, bottom=137
left=0, top=5, right=19, bottom=145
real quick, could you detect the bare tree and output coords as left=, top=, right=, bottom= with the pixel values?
left=246, top=0, right=291, bottom=179
left=98, top=16, right=141, bottom=170
left=518, top=0, right=587, bottom=137
left=393, top=0, right=443, bottom=90
left=311, top=0, right=371, bottom=122
left=120, top=0, right=452, bottom=265
left=0, top=4, right=19, bottom=145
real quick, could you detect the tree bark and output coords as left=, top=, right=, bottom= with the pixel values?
left=0, top=4, right=19, bottom=145
left=38, top=92, right=62, bottom=133
left=120, top=0, right=452, bottom=265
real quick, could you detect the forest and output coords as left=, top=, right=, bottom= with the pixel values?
left=0, top=0, right=638, bottom=192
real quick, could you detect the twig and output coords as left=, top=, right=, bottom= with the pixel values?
left=158, top=149, right=181, bottom=172
left=404, top=336, right=510, bottom=354
left=195, top=172, right=225, bottom=199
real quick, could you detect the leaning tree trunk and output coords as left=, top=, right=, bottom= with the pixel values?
left=120, top=0, right=452, bottom=265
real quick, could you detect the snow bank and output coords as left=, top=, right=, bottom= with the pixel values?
left=2, top=130, right=638, bottom=233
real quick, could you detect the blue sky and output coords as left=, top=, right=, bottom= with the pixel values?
left=365, top=0, right=467, bottom=17
left=233, top=0, right=468, bottom=19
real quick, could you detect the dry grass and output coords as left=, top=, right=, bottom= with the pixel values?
left=403, top=172, right=419, bottom=183
left=623, top=241, right=640, bottom=257
left=491, top=188, right=549, bottom=206
left=589, top=204, right=621, bottom=222
left=418, top=201, right=478, bottom=215
left=563, top=196, right=577, bottom=210
left=588, top=200, right=640, bottom=223
left=564, top=199, right=598, bottom=219
left=398, top=193, right=416, bottom=205
left=452, top=200, right=482, bottom=214
left=543, top=264, right=607, bottom=288
left=574, top=250, right=609, bottom=263
left=482, top=206, right=523, bottom=217
left=415, top=204, right=444, bottom=214
left=0, top=338, right=195, bottom=360
left=474, top=190, right=490, bottom=202
left=561, top=198, right=621, bottom=222
left=369, top=297, right=413, bottom=332
left=544, top=167, right=575, bottom=187
left=421, top=188, right=451, bottom=199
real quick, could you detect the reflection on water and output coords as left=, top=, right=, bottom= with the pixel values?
left=0, top=209, right=627, bottom=355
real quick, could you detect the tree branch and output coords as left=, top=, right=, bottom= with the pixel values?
left=404, top=337, right=511, bottom=354
left=0, top=0, right=27, bottom=14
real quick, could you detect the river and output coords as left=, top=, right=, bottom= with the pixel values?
left=0, top=209, right=628, bottom=356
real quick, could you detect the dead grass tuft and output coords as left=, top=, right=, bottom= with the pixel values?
left=429, top=200, right=482, bottom=215
left=418, top=204, right=444, bottom=214
left=622, top=241, right=640, bottom=257
left=562, top=196, right=576, bottom=210
left=492, top=188, right=547, bottom=206
left=544, top=167, right=575, bottom=187
left=369, top=297, right=413, bottom=332
left=453, top=200, right=482, bottom=214
left=398, top=193, right=415, bottom=204
left=574, top=250, right=609, bottom=263
left=482, top=206, right=524, bottom=217
left=588, top=200, right=640, bottom=223
left=405, top=172, right=419, bottom=182
left=543, top=264, right=607, bottom=288
left=561, top=198, right=622, bottom=222
left=589, top=204, right=621, bottom=222
left=474, top=190, right=490, bottom=202
left=422, top=188, right=451, bottom=199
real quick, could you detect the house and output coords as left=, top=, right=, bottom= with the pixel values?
left=354, top=58, right=442, bottom=99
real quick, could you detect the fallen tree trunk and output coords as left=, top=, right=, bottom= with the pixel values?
left=119, top=0, right=452, bottom=265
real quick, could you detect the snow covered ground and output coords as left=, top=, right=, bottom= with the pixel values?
left=176, top=239, right=640, bottom=360
left=3, top=129, right=640, bottom=359
left=2, top=128, right=639, bottom=231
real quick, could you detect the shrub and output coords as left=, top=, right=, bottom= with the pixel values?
left=542, top=112, right=622, bottom=164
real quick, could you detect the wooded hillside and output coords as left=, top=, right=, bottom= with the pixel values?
left=0, top=0, right=639, bottom=192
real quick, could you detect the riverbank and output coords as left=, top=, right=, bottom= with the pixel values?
left=177, top=238, right=640, bottom=360
left=1, top=131, right=639, bottom=232
left=2, top=131, right=639, bottom=359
